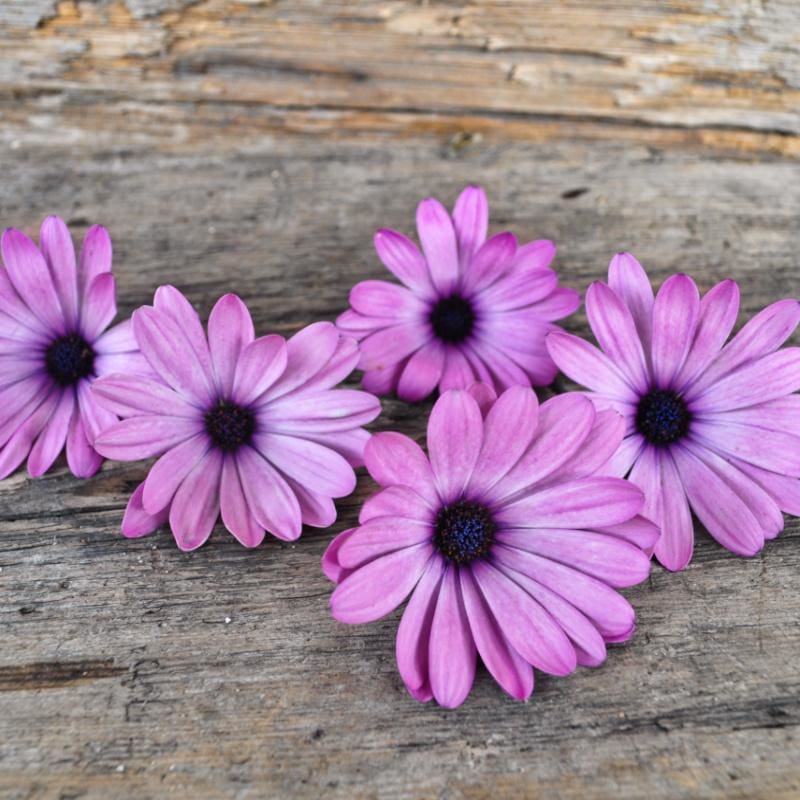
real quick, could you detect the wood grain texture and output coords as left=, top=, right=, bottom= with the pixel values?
left=1, top=2, right=799, bottom=798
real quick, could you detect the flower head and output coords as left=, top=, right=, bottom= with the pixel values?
left=337, top=186, right=580, bottom=401
left=547, top=253, right=800, bottom=571
left=323, top=384, right=658, bottom=708
left=0, top=217, right=146, bottom=479
left=92, top=287, right=381, bottom=550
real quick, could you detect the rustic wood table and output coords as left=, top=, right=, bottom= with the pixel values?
left=1, top=2, right=798, bottom=798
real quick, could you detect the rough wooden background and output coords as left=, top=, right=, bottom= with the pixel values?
left=1, top=2, right=799, bottom=798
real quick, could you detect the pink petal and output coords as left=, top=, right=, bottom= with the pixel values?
left=696, top=298, right=800, bottom=393
left=0, top=377, right=49, bottom=444
left=490, top=546, right=635, bottom=640
left=78, top=225, right=111, bottom=299
left=349, top=279, right=425, bottom=319
left=671, top=443, right=764, bottom=556
left=286, top=476, right=337, bottom=528
left=651, top=274, right=700, bottom=389
left=1, top=228, right=64, bottom=334
left=0, top=391, right=58, bottom=478
left=468, top=385, right=538, bottom=496
left=607, top=252, right=653, bottom=356
left=604, top=432, right=645, bottom=478
left=511, top=239, right=556, bottom=272
left=169, top=449, right=222, bottom=551
left=471, top=560, right=577, bottom=675
left=675, top=280, right=740, bottom=390
left=732, top=458, right=800, bottom=520
left=92, top=374, right=199, bottom=418
left=460, top=568, right=533, bottom=701
left=80, top=273, right=116, bottom=341
left=337, top=517, right=433, bottom=569
left=497, top=477, right=644, bottom=529
left=416, top=197, right=459, bottom=294
left=94, top=415, right=202, bottom=461
left=688, top=348, right=800, bottom=412
left=586, top=281, right=649, bottom=393
left=373, top=228, right=434, bottom=297
left=220, top=453, right=265, bottom=548
left=40, top=216, right=78, bottom=329
left=494, top=561, right=607, bottom=667
left=427, top=389, right=483, bottom=503
left=497, top=528, right=650, bottom=588
left=360, top=361, right=403, bottom=396
left=93, top=318, right=137, bottom=355
left=556, top=409, right=626, bottom=481
left=231, top=335, right=287, bottom=406
left=27, top=389, right=74, bottom=477
left=142, top=433, right=209, bottom=514
left=65, top=404, right=103, bottom=478
left=153, top=285, right=215, bottom=390
left=330, top=543, right=434, bottom=624
left=465, top=381, right=497, bottom=415
left=132, top=306, right=215, bottom=406
left=460, top=232, right=517, bottom=293
left=258, top=389, right=381, bottom=433
left=691, top=418, right=800, bottom=477
left=0, top=266, right=46, bottom=337
left=452, top=185, right=488, bottom=266
left=207, top=294, right=255, bottom=395
left=77, top=380, right=117, bottom=443
left=306, top=427, right=370, bottom=469
left=595, top=515, right=661, bottom=554
left=428, top=565, right=476, bottom=708
left=468, top=339, right=529, bottom=392
left=396, top=555, right=445, bottom=701
left=629, top=446, right=693, bottom=571
left=358, top=322, right=430, bottom=373
left=236, top=445, right=302, bottom=540
left=397, top=342, right=445, bottom=402
left=528, top=287, right=580, bottom=322
left=546, top=331, right=637, bottom=401
left=252, top=432, right=356, bottom=497
left=705, top=395, right=800, bottom=431
left=321, top=528, right=357, bottom=583
left=479, top=266, right=557, bottom=312
left=296, top=335, right=360, bottom=394
left=364, top=431, right=438, bottom=504
left=121, top=482, right=168, bottom=539
left=265, top=321, right=339, bottom=400
left=359, top=485, right=434, bottom=524
left=439, top=348, right=475, bottom=391
left=487, top=394, right=595, bottom=502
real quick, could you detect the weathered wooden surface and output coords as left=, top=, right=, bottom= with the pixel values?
left=1, top=2, right=799, bottom=798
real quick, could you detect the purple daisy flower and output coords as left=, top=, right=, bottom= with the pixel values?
left=0, top=217, right=146, bottom=480
left=92, top=287, right=381, bottom=551
left=547, top=253, right=800, bottom=571
left=337, top=186, right=580, bottom=401
left=323, top=383, right=658, bottom=708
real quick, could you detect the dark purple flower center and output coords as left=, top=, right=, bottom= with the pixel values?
left=434, top=500, right=495, bottom=564
left=45, top=333, right=96, bottom=386
left=635, top=389, right=691, bottom=446
left=205, top=400, right=256, bottom=452
left=430, top=295, right=475, bottom=344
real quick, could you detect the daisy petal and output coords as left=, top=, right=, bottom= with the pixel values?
left=359, top=485, right=435, bottom=524
left=121, top=482, right=168, bottom=539
left=27, top=389, right=73, bottom=478
left=221, top=454, right=265, bottom=548
left=397, top=342, right=445, bottom=402
left=429, top=566, right=476, bottom=709
left=94, top=416, right=202, bottom=461
left=231, top=335, right=287, bottom=406
left=78, top=225, right=112, bottom=297
left=452, top=185, right=488, bottom=266
left=208, top=294, right=255, bottom=395
left=439, top=348, right=475, bottom=391
left=65, top=405, right=103, bottom=478
left=350, top=280, right=425, bottom=320
left=80, top=273, right=116, bottom=341
left=427, top=390, right=483, bottom=503
left=142, top=433, right=209, bottom=514
left=321, top=528, right=357, bottom=583
left=169, top=449, right=223, bottom=552
left=651, top=274, right=700, bottom=388
left=373, top=229, right=434, bottom=297
left=330, top=543, right=433, bottom=624
left=358, top=323, right=430, bottom=373
left=40, top=216, right=78, bottom=328
left=364, top=431, right=438, bottom=504
left=607, top=252, right=654, bottom=355
left=460, top=232, right=517, bottom=293
left=416, top=198, right=459, bottom=294
left=92, top=374, right=199, bottom=418
left=337, top=517, right=433, bottom=569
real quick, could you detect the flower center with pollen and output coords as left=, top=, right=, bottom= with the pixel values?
left=430, top=295, right=475, bottom=344
left=45, top=334, right=96, bottom=386
left=204, top=400, right=256, bottom=452
left=434, top=501, right=496, bottom=564
left=635, top=389, right=691, bottom=446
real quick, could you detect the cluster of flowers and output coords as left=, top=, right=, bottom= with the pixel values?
left=2, top=187, right=798, bottom=708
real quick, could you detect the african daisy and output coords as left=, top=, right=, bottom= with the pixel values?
left=337, top=186, right=580, bottom=401
left=547, top=253, right=800, bottom=571
left=92, top=287, right=381, bottom=550
left=323, top=383, right=658, bottom=708
left=0, top=217, right=146, bottom=479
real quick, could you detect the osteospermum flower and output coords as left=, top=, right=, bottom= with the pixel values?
left=92, top=287, right=381, bottom=550
left=323, top=384, right=658, bottom=708
left=547, top=253, right=800, bottom=571
left=337, top=186, right=580, bottom=401
left=0, top=217, right=146, bottom=479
